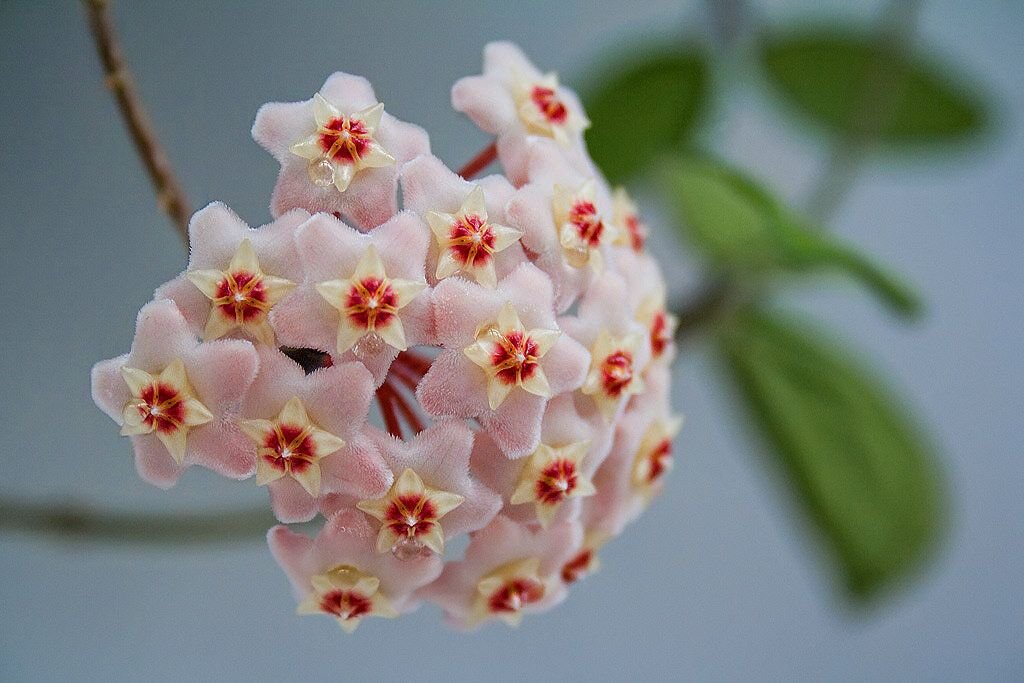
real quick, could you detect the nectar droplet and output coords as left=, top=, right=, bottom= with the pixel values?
left=354, top=332, right=385, bottom=356
left=391, top=536, right=431, bottom=561
left=308, top=157, right=335, bottom=187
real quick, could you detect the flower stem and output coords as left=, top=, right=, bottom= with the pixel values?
left=457, top=141, right=498, bottom=179
left=376, top=381, right=404, bottom=438
left=82, top=0, right=191, bottom=243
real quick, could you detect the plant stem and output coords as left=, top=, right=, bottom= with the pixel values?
left=0, top=498, right=277, bottom=545
left=82, top=0, right=191, bottom=243
left=457, top=141, right=498, bottom=179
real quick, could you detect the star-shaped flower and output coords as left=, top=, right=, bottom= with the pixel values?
left=241, top=396, right=346, bottom=497
left=154, top=202, right=306, bottom=346
left=325, top=420, right=501, bottom=558
left=509, top=441, right=595, bottom=527
left=558, top=530, right=609, bottom=585
left=315, top=245, right=426, bottom=355
left=630, top=415, right=684, bottom=497
left=451, top=42, right=592, bottom=185
left=464, top=301, right=560, bottom=411
left=551, top=180, right=613, bottom=272
left=270, top=509, right=443, bottom=632
left=416, top=263, right=589, bottom=458
left=580, top=329, right=646, bottom=422
left=252, top=72, right=429, bottom=229
left=417, top=515, right=582, bottom=630
left=239, top=346, right=389, bottom=522
left=612, top=249, right=679, bottom=366
left=611, top=187, right=647, bottom=253
left=296, top=564, right=397, bottom=633
left=91, top=299, right=259, bottom=487
left=270, top=211, right=432, bottom=385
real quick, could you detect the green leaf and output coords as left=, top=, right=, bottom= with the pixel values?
left=659, top=156, right=921, bottom=315
left=761, top=30, right=989, bottom=144
left=583, top=49, right=708, bottom=182
left=718, top=309, right=945, bottom=600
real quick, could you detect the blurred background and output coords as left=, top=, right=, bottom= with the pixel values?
left=0, top=0, right=1021, bottom=679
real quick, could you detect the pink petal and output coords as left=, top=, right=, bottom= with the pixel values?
left=451, top=75, right=516, bottom=136
left=184, top=339, right=260, bottom=415
left=416, top=350, right=488, bottom=418
left=131, top=434, right=184, bottom=489
left=268, top=477, right=318, bottom=523
left=543, top=335, right=590, bottom=394
left=90, top=354, right=130, bottom=424
left=320, top=429, right=392, bottom=499
left=478, top=390, right=545, bottom=459
left=127, top=299, right=196, bottom=372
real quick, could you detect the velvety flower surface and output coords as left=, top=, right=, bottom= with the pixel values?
left=92, top=43, right=680, bottom=633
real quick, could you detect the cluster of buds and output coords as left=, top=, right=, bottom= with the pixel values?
left=91, top=42, right=681, bottom=631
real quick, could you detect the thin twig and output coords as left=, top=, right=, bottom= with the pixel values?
left=0, top=498, right=276, bottom=545
left=82, top=0, right=191, bottom=242
left=457, top=141, right=498, bottom=179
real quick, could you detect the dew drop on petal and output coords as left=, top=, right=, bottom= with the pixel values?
left=308, top=157, right=335, bottom=187
left=391, top=536, right=431, bottom=561
left=354, top=332, right=385, bottom=356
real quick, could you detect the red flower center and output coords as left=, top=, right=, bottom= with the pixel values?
left=319, top=589, right=373, bottom=621
left=136, top=382, right=186, bottom=434
left=530, top=86, right=568, bottom=124
left=487, top=578, right=545, bottom=614
left=650, top=311, right=670, bottom=358
left=644, top=438, right=673, bottom=484
left=345, top=277, right=397, bottom=330
left=213, top=271, right=268, bottom=323
left=319, top=117, right=373, bottom=164
left=569, top=200, right=604, bottom=247
left=262, top=423, right=317, bottom=474
left=535, top=458, right=579, bottom=506
left=489, top=329, right=541, bottom=385
left=600, top=350, right=634, bottom=397
left=383, top=494, right=439, bottom=539
left=448, top=214, right=496, bottom=267
left=561, top=549, right=594, bottom=584
left=625, top=213, right=646, bottom=252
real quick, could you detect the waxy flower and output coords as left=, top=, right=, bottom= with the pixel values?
left=417, top=263, right=589, bottom=457
left=270, top=509, right=443, bottom=631
left=418, top=515, right=582, bottom=629
left=270, top=211, right=431, bottom=384
left=239, top=346, right=389, bottom=522
left=345, top=420, right=501, bottom=558
left=93, top=44, right=681, bottom=634
left=155, top=202, right=306, bottom=346
left=91, top=299, right=259, bottom=487
left=452, top=41, right=591, bottom=184
left=401, top=154, right=524, bottom=288
left=253, top=72, right=429, bottom=229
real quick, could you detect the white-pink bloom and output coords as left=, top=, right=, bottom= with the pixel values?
left=154, top=202, right=306, bottom=346
left=91, top=299, right=259, bottom=487
left=417, top=514, right=582, bottom=629
left=269, top=509, right=443, bottom=632
left=452, top=41, right=591, bottom=185
left=269, top=211, right=432, bottom=385
left=252, top=72, right=429, bottom=230
left=239, top=346, right=389, bottom=523
left=416, top=262, right=590, bottom=458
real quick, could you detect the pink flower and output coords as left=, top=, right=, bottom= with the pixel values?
left=471, top=392, right=613, bottom=528
left=587, top=364, right=682, bottom=536
left=154, top=202, right=306, bottom=346
left=400, top=154, right=525, bottom=288
left=452, top=41, right=591, bottom=185
left=322, top=420, right=502, bottom=558
left=613, top=248, right=679, bottom=366
left=416, top=262, right=590, bottom=458
left=91, top=299, right=259, bottom=488
left=560, top=269, right=652, bottom=423
left=269, top=509, right=443, bottom=632
left=269, top=211, right=432, bottom=385
left=239, top=346, right=390, bottom=523
left=252, top=72, right=429, bottom=229
left=417, top=514, right=582, bottom=629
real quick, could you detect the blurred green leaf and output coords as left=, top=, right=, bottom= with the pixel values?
left=660, top=156, right=920, bottom=315
left=584, top=49, right=708, bottom=182
left=718, top=308, right=945, bottom=600
left=760, top=30, right=988, bottom=144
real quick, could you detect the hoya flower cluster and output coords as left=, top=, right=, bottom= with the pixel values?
left=91, top=42, right=680, bottom=631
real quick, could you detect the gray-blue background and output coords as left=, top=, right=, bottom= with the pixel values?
left=1, top=1, right=1020, bottom=679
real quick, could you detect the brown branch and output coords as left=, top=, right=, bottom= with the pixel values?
left=82, top=0, right=191, bottom=243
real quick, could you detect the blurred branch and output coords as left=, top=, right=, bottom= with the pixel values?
left=0, top=496, right=274, bottom=545
left=82, top=0, right=191, bottom=243
left=804, top=0, right=924, bottom=221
